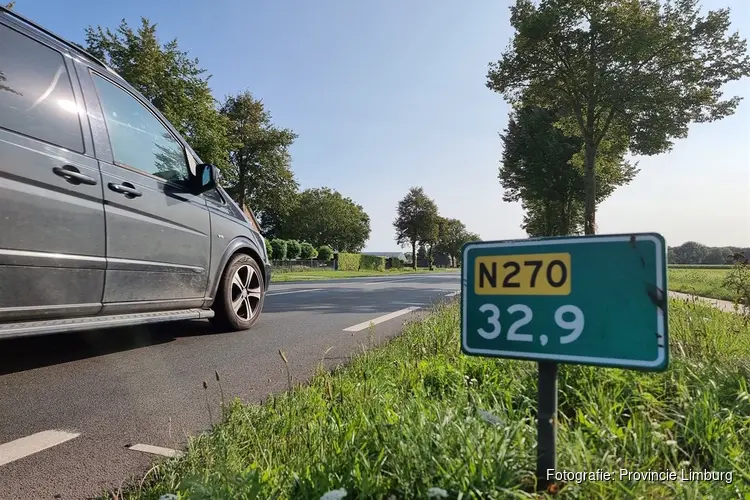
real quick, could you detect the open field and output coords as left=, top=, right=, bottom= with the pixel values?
left=668, top=267, right=734, bottom=301
left=113, top=298, right=750, bottom=499
left=270, top=267, right=454, bottom=282
left=669, top=265, right=733, bottom=270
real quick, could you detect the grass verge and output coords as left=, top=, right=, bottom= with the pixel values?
left=271, top=267, right=455, bottom=282
left=668, top=267, right=734, bottom=301
left=113, top=298, right=750, bottom=499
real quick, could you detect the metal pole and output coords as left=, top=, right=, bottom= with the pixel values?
left=537, top=361, right=558, bottom=491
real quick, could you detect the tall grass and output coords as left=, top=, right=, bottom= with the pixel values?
left=115, top=298, right=750, bottom=499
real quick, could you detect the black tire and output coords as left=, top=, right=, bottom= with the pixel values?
left=211, top=253, right=265, bottom=331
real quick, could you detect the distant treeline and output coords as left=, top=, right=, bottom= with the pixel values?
left=668, top=241, right=750, bottom=265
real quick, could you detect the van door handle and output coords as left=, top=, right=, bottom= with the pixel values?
left=108, top=182, right=142, bottom=198
left=53, top=165, right=98, bottom=186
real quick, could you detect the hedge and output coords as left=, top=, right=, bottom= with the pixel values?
left=390, top=258, right=404, bottom=269
left=335, top=253, right=386, bottom=271
left=360, top=255, right=386, bottom=271
left=337, top=253, right=361, bottom=271
left=264, top=238, right=273, bottom=259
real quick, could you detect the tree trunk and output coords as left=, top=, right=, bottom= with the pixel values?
left=561, top=188, right=572, bottom=235
left=237, top=159, right=247, bottom=208
left=411, top=240, right=417, bottom=270
left=583, top=141, right=597, bottom=235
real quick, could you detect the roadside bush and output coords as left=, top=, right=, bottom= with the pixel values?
left=299, top=242, right=317, bottom=259
left=390, top=258, right=404, bottom=269
left=264, top=238, right=273, bottom=259
left=317, top=245, right=334, bottom=261
left=360, top=255, right=385, bottom=271
left=724, top=252, right=750, bottom=319
left=286, top=239, right=302, bottom=260
left=337, top=252, right=361, bottom=271
left=270, top=239, right=287, bottom=261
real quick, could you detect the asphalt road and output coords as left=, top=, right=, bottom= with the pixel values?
left=0, top=272, right=460, bottom=500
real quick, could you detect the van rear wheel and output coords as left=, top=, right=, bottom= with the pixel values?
left=211, top=254, right=265, bottom=331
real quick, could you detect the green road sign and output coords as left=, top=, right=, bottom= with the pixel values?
left=460, top=233, right=668, bottom=371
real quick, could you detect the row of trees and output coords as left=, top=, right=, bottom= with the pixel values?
left=487, top=0, right=749, bottom=237
left=84, top=19, right=371, bottom=252
left=668, top=241, right=750, bottom=265
left=393, top=187, right=481, bottom=269
left=266, top=239, right=334, bottom=261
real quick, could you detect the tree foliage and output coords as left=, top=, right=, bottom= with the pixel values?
left=220, top=92, right=298, bottom=237
left=85, top=19, right=230, bottom=171
left=299, top=242, right=318, bottom=260
left=435, top=217, right=481, bottom=267
left=282, top=188, right=371, bottom=252
left=668, top=241, right=749, bottom=265
left=0, top=69, right=14, bottom=95
left=487, top=0, right=750, bottom=234
left=500, top=105, right=637, bottom=236
left=286, top=239, right=301, bottom=260
left=393, top=187, right=441, bottom=270
left=317, top=245, right=334, bottom=261
left=269, top=239, right=287, bottom=261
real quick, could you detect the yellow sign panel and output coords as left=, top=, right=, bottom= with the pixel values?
left=474, top=252, right=572, bottom=295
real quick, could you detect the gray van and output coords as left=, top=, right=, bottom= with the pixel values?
left=0, top=7, right=272, bottom=339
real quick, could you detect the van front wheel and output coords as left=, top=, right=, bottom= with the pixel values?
left=211, top=254, right=265, bottom=331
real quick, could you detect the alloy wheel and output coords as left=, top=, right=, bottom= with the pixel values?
left=230, top=264, right=262, bottom=321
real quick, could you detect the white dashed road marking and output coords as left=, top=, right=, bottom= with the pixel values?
left=127, top=443, right=184, bottom=458
left=266, top=288, right=323, bottom=297
left=343, top=307, right=421, bottom=332
left=0, top=430, right=80, bottom=467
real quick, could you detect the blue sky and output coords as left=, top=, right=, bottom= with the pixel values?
left=15, top=0, right=750, bottom=250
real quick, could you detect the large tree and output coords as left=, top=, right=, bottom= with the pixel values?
left=487, top=0, right=750, bottom=234
left=500, top=105, right=638, bottom=236
left=219, top=92, right=298, bottom=237
left=85, top=19, right=230, bottom=171
left=435, top=217, right=481, bottom=267
left=393, top=187, right=440, bottom=270
left=282, top=187, right=371, bottom=252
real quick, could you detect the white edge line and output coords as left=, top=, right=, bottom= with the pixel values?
left=444, top=291, right=460, bottom=297
left=460, top=234, right=667, bottom=368
left=0, top=430, right=81, bottom=467
left=343, top=306, right=421, bottom=332
left=128, top=443, right=184, bottom=458
left=266, top=288, right=324, bottom=297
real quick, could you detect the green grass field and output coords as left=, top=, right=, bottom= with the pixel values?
left=270, top=267, right=454, bottom=282
left=111, top=298, right=750, bottom=499
left=668, top=267, right=734, bottom=301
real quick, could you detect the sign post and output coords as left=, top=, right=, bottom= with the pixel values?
left=460, top=233, right=669, bottom=491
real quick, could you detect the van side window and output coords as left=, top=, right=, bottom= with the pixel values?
left=0, top=24, right=84, bottom=152
left=91, top=73, right=188, bottom=183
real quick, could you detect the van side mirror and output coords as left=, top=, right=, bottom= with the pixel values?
left=192, top=163, right=218, bottom=193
